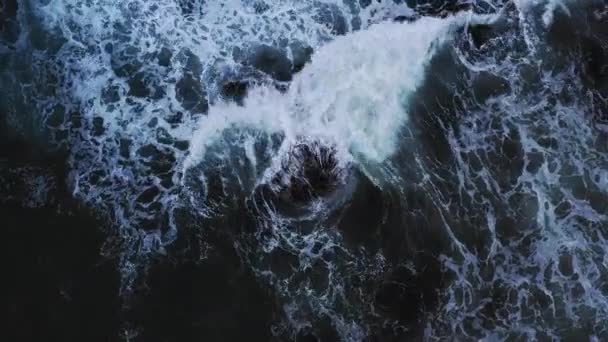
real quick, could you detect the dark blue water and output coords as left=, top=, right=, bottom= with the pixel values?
left=2, top=0, right=608, bottom=340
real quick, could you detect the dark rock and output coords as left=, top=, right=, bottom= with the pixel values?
left=272, top=142, right=343, bottom=204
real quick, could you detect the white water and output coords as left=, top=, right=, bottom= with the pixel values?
left=186, top=16, right=462, bottom=173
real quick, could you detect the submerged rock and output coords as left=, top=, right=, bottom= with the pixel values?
left=272, top=142, right=343, bottom=204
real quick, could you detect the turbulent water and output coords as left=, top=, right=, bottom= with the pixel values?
left=2, top=0, right=608, bottom=340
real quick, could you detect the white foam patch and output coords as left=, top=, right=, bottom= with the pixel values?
left=186, top=15, right=462, bottom=174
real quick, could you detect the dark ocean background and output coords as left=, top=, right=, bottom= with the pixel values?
left=2, top=0, right=608, bottom=340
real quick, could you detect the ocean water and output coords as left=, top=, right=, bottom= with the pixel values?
left=2, top=0, right=608, bottom=340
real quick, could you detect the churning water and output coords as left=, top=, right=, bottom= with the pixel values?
left=2, top=0, right=608, bottom=340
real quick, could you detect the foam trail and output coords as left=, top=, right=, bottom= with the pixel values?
left=186, top=15, right=464, bottom=174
